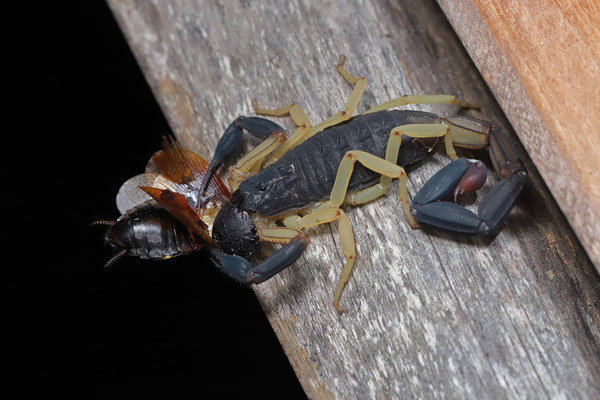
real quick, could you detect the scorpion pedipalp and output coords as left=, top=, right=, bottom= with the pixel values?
left=199, top=116, right=286, bottom=196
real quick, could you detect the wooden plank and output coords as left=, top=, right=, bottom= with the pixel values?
left=436, top=0, right=600, bottom=270
left=107, top=0, right=600, bottom=398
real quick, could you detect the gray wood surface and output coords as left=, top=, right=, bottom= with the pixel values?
left=107, top=0, right=600, bottom=398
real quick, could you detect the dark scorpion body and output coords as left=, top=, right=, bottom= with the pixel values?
left=238, top=110, right=440, bottom=216
left=95, top=56, right=527, bottom=314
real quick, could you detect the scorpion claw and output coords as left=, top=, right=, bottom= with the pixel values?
left=209, top=249, right=253, bottom=285
left=234, top=116, right=286, bottom=139
left=247, top=235, right=309, bottom=283
left=200, top=116, right=286, bottom=196
left=200, top=121, right=244, bottom=195
left=209, top=235, right=309, bottom=285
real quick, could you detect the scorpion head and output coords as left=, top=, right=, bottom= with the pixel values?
left=212, top=192, right=260, bottom=259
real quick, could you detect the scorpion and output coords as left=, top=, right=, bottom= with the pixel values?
left=96, top=56, right=527, bottom=314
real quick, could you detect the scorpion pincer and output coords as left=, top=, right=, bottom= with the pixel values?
left=154, top=56, right=528, bottom=314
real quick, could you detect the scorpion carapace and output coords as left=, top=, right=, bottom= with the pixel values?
left=96, top=56, right=527, bottom=314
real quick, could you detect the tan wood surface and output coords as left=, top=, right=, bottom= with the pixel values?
left=107, top=0, right=600, bottom=398
left=436, top=0, right=600, bottom=270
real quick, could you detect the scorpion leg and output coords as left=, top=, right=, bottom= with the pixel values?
left=227, top=131, right=287, bottom=191
left=250, top=55, right=366, bottom=164
left=363, top=94, right=478, bottom=115
left=251, top=100, right=311, bottom=166
left=357, top=87, right=490, bottom=160
left=347, top=123, right=449, bottom=208
left=337, top=56, right=476, bottom=117
left=209, top=233, right=310, bottom=285
left=259, top=226, right=304, bottom=243
left=299, top=150, right=411, bottom=313
left=298, top=208, right=356, bottom=315
left=362, top=93, right=483, bottom=160
left=200, top=116, right=286, bottom=195
left=304, top=56, right=368, bottom=141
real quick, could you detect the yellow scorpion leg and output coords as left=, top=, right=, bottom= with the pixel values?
left=304, top=55, right=368, bottom=141
left=298, top=208, right=355, bottom=315
left=299, top=150, right=419, bottom=314
left=227, top=132, right=287, bottom=191
left=347, top=123, right=451, bottom=210
left=252, top=100, right=311, bottom=166
left=363, top=94, right=478, bottom=115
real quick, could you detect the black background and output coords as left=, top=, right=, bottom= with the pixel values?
left=20, top=2, right=305, bottom=397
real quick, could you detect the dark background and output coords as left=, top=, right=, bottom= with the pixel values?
left=20, top=2, right=305, bottom=397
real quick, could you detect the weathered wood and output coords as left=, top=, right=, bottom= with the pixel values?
left=107, top=0, right=600, bottom=398
left=436, top=0, right=600, bottom=270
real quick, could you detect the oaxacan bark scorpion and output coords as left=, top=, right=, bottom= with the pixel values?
left=99, top=56, right=527, bottom=314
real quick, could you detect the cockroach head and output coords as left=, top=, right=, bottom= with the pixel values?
left=90, top=219, right=130, bottom=268
left=212, top=193, right=260, bottom=259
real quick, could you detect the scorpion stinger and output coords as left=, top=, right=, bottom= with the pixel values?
left=410, top=124, right=528, bottom=235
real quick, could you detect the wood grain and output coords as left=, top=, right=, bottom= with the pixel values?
left=436, top=0, right=600, bottom=270
left=107, top=0, right=600, bottom=398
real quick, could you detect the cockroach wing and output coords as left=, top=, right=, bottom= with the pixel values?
left=146, top=136, right=231, bottom=206
left=140, top=186, right=218, bottom=248
left=115, top=173, right=156, bottom=215
left=115, top=136, right=231, bottom=215
left=115, top=171, right=193, bottom=215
